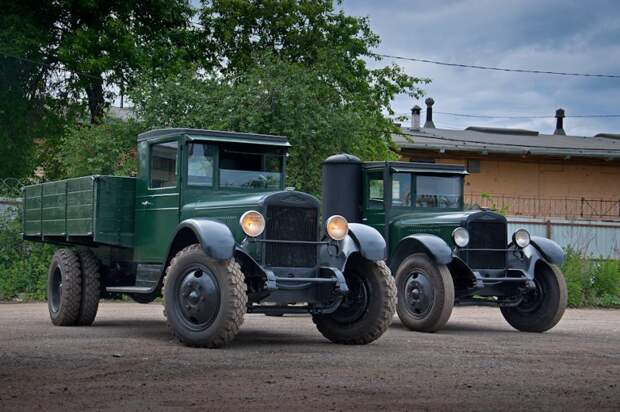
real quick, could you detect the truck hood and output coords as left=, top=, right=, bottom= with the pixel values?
left=182, top=191, right=277, bottom=216
left=389, top=209, right=482, bottom=228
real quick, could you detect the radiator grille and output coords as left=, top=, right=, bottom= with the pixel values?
left=265, top=206, right=318, bottom=267
left=463, top=221, right=507, bottom=269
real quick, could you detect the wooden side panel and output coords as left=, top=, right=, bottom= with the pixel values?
left=22, top=185, right=42, bottom=236
left=66, top=177, right=95, bottom=236
left=41, top=181, right=67, bottom=236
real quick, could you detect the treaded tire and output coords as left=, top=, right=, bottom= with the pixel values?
left=163, top=244, right=247, bottom=348
left=313, top=258, right=396, bottom=345
left=500, top=262, right=567, bottom=333
left=48, top=249, right=82, bottom=326
left=395, top=253, right=454, bottom=332
left=76, top=249, right=101, bottom=326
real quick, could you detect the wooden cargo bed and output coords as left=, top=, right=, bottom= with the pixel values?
left=22, top=176, right=135, bottom=248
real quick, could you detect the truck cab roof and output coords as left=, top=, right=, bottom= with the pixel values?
left=362, top=161, right=468, bottom=175
left=137, top=128, right=290, bottom=147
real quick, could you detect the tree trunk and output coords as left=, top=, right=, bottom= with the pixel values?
left=84, top=75, right=105, bottom=124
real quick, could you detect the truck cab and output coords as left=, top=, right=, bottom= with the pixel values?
left=23, top=129, right=397, bottom=348
left=322, top=154, right=567, bottom=334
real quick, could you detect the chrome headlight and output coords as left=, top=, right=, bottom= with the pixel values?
left=452, top=227, right=470, bottom=248
left=326, top=215, right=349, bottom=241
left=239, top=210, right=265, bottom=237
left=513, top=229, right=530, bottom=248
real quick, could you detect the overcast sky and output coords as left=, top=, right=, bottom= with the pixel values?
left=342, top=0, right=620, bottom=136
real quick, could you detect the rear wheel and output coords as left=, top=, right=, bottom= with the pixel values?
left=76, top=249, right=101, bottom=326
left=395, top=253, right=454, bottom=332
left=313, top=258, right=396, bottom=345
left=501, top=262, right=567, bottom=332
left=163, top=245, right=247, bottom=348
left=48, top=249, right=82, bottom=326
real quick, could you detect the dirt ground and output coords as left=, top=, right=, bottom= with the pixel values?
left=0, top=303, right=618, bottom=411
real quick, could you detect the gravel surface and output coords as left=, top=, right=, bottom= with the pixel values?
left=0, top=303, right=618, bottom=411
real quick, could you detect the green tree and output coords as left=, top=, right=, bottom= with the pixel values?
left=1, top=0, right=194, bottom=125
left=133, top=53, right=424, bottom=194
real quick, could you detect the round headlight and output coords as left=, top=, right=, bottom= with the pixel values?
left=452, top=227, right=470, bottom=248
left=239, top=210, right=265, bottom=237
left=513, top=229, right=530, bottom=248
left=326, top=215, right=349, bottom=241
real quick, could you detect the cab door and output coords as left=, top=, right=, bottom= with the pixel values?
left=362, top=170, right=387, bottom=238
left=134, top=138, right=181, bottom=263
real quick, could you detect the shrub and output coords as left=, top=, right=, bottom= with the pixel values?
left=0, top=209, right=54, bottom=301
left=561, top=247, right=620, bottom=308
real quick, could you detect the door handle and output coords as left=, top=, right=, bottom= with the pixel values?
left=362, top=217, right=368, bottom=222
left=141, top=200, right=152, bottom=208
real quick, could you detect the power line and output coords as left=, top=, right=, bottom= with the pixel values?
left=373, top=53, right=620, bottom=79
left=398, top=111, right=620, bottom=119
left=0, top=50, right=104, bottom=81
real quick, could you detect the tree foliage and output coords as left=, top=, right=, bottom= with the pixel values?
left=132, top=0, right=428, bottom=194
left=1, top=0, right=194, bottom=125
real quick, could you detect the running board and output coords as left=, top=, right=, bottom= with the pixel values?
left=105, top=286, right=155, bottom=294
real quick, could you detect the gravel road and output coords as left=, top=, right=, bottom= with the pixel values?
left=0, top=303, right=618, bottom=411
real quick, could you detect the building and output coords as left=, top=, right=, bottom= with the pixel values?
left=393, top=99, right=620, bottom=222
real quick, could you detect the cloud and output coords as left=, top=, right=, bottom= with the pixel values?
left=343, top=0, right=620, bottom=136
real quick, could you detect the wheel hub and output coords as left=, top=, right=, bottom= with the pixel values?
left=404, top=271, right=434, bottom=318
left=177, top=268, right=220, bottom=329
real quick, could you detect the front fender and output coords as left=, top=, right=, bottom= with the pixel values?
left=172, top=218, right=236, bottom=261
left=319, top=224, right=386, bottom=271
left=389, top=234, right=453, bottom=273
left=529, top=236, right=565, bottom=265
left=347, top=223, right=387, bottom=261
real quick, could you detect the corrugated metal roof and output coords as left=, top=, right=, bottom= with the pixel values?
left=393, top=127, right=620, bottom=159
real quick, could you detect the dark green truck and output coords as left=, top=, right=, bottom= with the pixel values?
left=322, top=154, right=567, bottom=333
left=22, top=129, right=396, bottom=347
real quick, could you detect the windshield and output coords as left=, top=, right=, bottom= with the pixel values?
left=392, top=173, right=462, bottom=209
left=219, top=144, right=283, bottom=190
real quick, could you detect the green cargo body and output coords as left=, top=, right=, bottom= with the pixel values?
left=22, top=176, right=136, bottom=248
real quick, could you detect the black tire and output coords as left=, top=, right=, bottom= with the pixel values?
left=313, top=258, right=396, bottom=345
left=163, top=244, right=247, bottom=348
left=501, top=262, right=567, bottom=333
left=395, top=253, right=454, bottom=332
left=48, top=249, right=82, bottom=326
left=76, top=249, right=101, bottom=326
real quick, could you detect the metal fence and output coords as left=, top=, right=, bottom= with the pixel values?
left=507, top=217, right=620, bottom=259
left=0, top=178, right=29, bottom=199
left=466, top=193, right=620, bottom=221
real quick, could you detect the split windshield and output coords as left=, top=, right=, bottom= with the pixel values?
left=392, top=173, right=462, bottom=209
left=187, top=142, right=284, bottom=190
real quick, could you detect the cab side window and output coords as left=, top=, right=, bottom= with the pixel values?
left=368, top=176, right=384, bottom=209
left=150, top=141, right=178, bottom=188
left=187, top=143, right=215, bottom=187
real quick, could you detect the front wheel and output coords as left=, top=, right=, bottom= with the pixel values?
left=500, top=262, right=567, bottom=332
left=313, top=257, right=396, bottom=345
left=163, top=245, right=247, bottom=348
left=395, top=253, right=454, bottom=332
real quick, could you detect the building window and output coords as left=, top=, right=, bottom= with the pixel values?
left=467, top=159, right=481, bottom=173
left=150, top=141, right=178, bottom=188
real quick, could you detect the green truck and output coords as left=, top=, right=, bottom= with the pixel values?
left=322, top=154, right=567, bottom=333
left=22, top=129, right=396, bottom=348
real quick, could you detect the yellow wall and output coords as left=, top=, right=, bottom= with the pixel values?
left=400, top=151, right=620, bottom=201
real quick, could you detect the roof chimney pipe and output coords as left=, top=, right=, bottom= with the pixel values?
left=554, top=108, right=566, bottom=135
left=411, top=105, right=421, bottom=131
left=424, top=97, right=435, bottom=128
